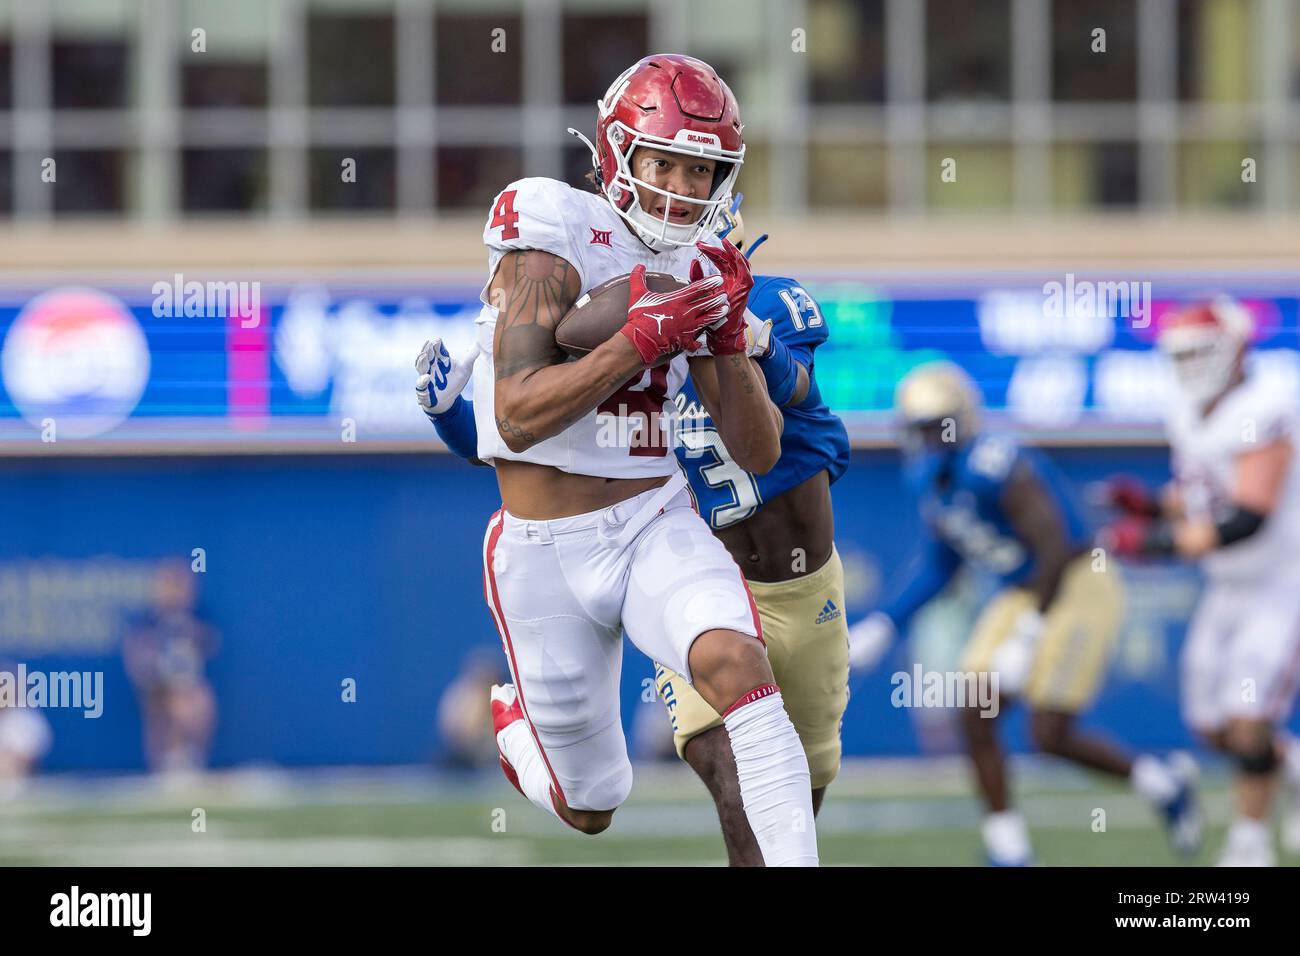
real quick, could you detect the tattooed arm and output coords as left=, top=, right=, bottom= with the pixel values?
left=489, top=249, right=643, bottom=452
left=688, top=354, right=783, bottom=475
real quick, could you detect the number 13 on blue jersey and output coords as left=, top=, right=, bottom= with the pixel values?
left=678, top=427, right=763, bottom=529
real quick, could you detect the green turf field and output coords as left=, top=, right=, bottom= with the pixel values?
left=0, top=758, right=1295, bottom=866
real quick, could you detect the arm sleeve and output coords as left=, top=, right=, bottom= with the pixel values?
left=432, top=396, right=480, bottom=461
left=878, top=532, right=963, bottom=633
left=754, top=331, right=803, bottom=406
left=749, top=276, right=825, bottom=403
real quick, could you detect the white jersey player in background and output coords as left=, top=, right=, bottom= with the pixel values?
left=1104, top=298, right=1300, bottom=866
left=468, top=54, right=818, bottom=865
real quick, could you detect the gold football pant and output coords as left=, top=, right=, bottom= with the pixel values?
left=959, top=553, right=1126, bottom=712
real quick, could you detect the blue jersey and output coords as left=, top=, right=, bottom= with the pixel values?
left=907, top=434, right=1090, bottom=585
left=880, top=435, right=1090, bottom=630
left=675, top=276, right=850, bottom=530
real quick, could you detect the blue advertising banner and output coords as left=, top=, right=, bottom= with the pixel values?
left=0, top=271, right=1295, bottom=446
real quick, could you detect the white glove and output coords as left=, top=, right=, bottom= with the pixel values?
left=684, top=311, right=771, bottom=359
left=416, top=338, right=480, bottom=419
left=848, top=611, right=896, bottom=672
left=988, top=608, right=1044, bottom=697
left=744, top=312, right=773, bottom=358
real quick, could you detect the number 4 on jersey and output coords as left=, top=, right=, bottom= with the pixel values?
left=491, top=189, right=520, bottom=240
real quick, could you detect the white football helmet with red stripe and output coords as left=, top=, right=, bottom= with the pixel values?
left=1159, top=298, right=1253, bottom=405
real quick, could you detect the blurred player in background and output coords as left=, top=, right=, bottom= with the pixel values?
left=1103, top=299, right=1300, bottom=866
left=123, top=559, right=219, bottom=775
left=420, top=54, right=819, bottom=865
left=653, top=202, right=851, bottom=865
left=0, top=660, right=52, bottom=799
left=435, top=649, right=509, bottom=770
left=848, top=362, right=1200, bottom=866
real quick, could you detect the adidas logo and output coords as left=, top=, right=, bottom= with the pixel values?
left=814, top=599, right=842, bottom=625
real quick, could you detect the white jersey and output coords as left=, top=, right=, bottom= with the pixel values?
left=1166, top=372, right=1300, bottom=583
left=471, top=177, right=726, bottom=478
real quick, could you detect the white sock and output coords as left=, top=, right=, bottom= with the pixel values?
left=982, top=810, right=1032, bottom=864
left=1228, top=816, right=1270, bottom=844
left=1131, top=754, right=1180, bottom=805
left=496, top=719, right=564, bottom=824
left=1223, top=816, right=1272, bottom=858
left=722, top=686, right=818, bottom=867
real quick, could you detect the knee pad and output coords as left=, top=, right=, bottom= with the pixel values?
left=1236, top=744, right=1279, bottom=776
left=573, top=757, right=633, bottom=812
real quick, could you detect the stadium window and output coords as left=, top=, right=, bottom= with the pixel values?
left=308, top=10, right=396, bottom=107
left=561, top=14, right=649, bottom=105
left=926, top=0, right=1011, bottom=101
left=436, top=146, right=523, bottom=212
left=435, top=13, right=522, bottom=106
left=0, top=38, right=11, bottom=109
left=181, top=0, right=272, bottom=107
left=183, top=62, right=268, bottom=108
left=809, top=143, right=887, bottom=209
left=1051, top=142, right=1139, bottom=210
left=0, top=151, right=11, bottom=215
left=182, top=149, right=269, bottom=213
left=310, top=148, right=396, bottom=211
left=925, top=143, right=1014, bottom=209
left=52, top=150, right=127, bottom=214
left=1177, top=139, right=1260, bottom=208
left=1051, top=0, right=1136, bottom=101
left=52, top=39, right=130, bottom=109
left=1177, top=0, right=1256, bottom=102
left=808, top=0, right=885, bottom=104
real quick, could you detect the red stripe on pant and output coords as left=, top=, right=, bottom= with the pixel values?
left=483, top=511, right=568, bottom=807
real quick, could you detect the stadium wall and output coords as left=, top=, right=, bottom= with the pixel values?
left=2, top=447, right=1221, bottom=772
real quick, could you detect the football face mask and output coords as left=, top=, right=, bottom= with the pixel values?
left=601, top=124, right=742, bottom=251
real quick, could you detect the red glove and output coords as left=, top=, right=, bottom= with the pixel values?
left=695, top=240, right=754, bottom=355
left=619, top=263, right=729, bottom=365
left=1099, top=516, right=1158, bottom=557
left=1103, top=475, right=1160, bottom=518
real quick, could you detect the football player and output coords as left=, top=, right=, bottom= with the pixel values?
left=848, top=362, right=1201, bottom=865
left=418, top=55, right=819, bottom=866
left=416, top=202, right=850, bottom=866
left=1103, top=299, right=1300, bottom=866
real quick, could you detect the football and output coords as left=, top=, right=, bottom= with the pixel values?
left=555, top=271, right=687, bottom=365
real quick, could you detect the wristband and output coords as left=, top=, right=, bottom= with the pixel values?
left=1215, top=505, right=1265, bottom=546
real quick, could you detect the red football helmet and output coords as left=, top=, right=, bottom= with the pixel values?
left=1158, top=297, right=1253, bottom=404
left=569, top=54, right=745, bottom=252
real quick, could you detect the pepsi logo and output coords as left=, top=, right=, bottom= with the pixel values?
left=2, top=287, right=150, bottom=438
